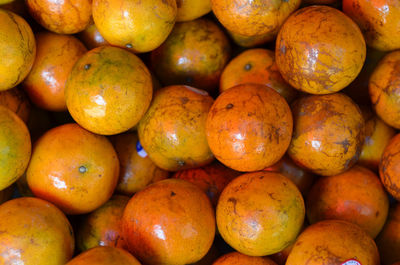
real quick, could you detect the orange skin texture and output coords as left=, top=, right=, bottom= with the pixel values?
left=220, top=48, right=297, bottom=103
left=288, top=93, right=365, bottom=176
left=26, top=0, right=91, bottom=34
left=369, top=50, right=400, bottom=129
left=211, top=0, right=301, bottom=37
left=286, top=220, right=380, bottom=265
left=0, top=106, right=31, bottom=191
left=151, top=19, right=231, bottom=92
left=176, top=0, right=211, bottom=22
left=306, top=165, right=389, bottom=239
left=0, top=87, right=30, bottom=122
left=0, top=197, right=74, bottom=265
left=275, top=6, right=366, bottom=94
left=22, top=32, right=87, bottom=112
left=77, top=195, right=129, bottom=252
left=343, top=0, right=400, bottom=51
left=66, top=246, right=141, bottom=265
left=380, top=133, right=400, bottom=201
left=26, top=123, right=120, bottom=215
left=65, top=46, right=153, bottom=135
left=376, top=204, right=400, bottom=265
left=122, top=179, right=215, bottom=265
left=78, top=22, right=109, bottom=50
left=138, top=85, right=214, bottom=171
left=111, top=132, right=169, bottom=196
left=0, top=10, right=35, bottom=91
left=92, top=0, right=177, bottom=53
left=206, top=83, right=293, bottom=172
left=173, top=161, right=240, bottom=206
left=213, top=252, right=278, bottom=265
left=217, top=171, right=305, bottom=256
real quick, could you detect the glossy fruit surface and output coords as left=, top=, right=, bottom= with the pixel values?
left=380, top=133, right=400, bottom=201
left=66, top=246, right=141, bottom=265
left=78, top=22, right=109, bottom=50
left=0, top=87, right=30, bottom=122
left=376, top=204, right=400, bottom=265
left=213, top=251, right=278, bottom=265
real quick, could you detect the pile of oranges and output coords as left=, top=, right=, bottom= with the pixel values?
left=0, top=0, right=400, bottom=264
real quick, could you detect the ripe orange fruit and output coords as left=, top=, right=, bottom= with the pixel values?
left=217, top=171, right=305, bottom=256
left=22, top=32, right=87, bottom=112
left=286, top=220, right=380, bottom=265
left=380, top=133, right=400, bottom=201
left=122, top=179, right=215, bottom=265
left=0, top=87, right=30, bottom=122
left=176, top=0, right=211, bottom=22
left=65, top=46, right=153, bottom=135
left=276, top=6, right=366, bottom=94
left=376, top=204, right=400, bottom=265
left=78, top=22, right=109, bottom=50
left=66, top=246, right=141, bottom=265
left=0, top=197, right=74, bottom=265
left=206, top=83, right=293, bottom=172
left=213, top=252, right=278, bottom=265
left=26, top=123, right=120, bottom=214
left=151, top=18, right=231, bottom=92
left=92, top=0, right=177, bottom=53
left=138, top=85, right=214, bottom=171
left=288, top=93, right=365, bottom=176
left=0, top=9, right=35, bottom=91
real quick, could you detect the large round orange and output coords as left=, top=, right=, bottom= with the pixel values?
left=0, top=105, right=31, bottom=191
left=206, top=83, right=293, bottom=172
left=66, top=246, right=141, bottom=265
left=26, top=123, right=120, bottom=214
left=213, top=252, right=278, bottom=265
left=217, top=171, right=305, bottom=256
left=288, top=93, right=365, bottom=176
left=26, top=0, right=91, bottom=34
left=22, top=32, right=87, bottom=112
left=369, top=50, right=400, bottom=129
left=286, top=220, right=379, bottom=265
left=65, top=46, right=153, bottom=135
left=176, top=0, right=211, bottom=22
left=0, top=87, right=30, bottom=122
left=275, top=5, right=366, bottom=94
left=0, top=197, right=74, bottom=265
left=0, top=9, right=35, bottom=91
left=122, top=179, right=215, bottom=265
left=380, top=133, right=400, bottom=201
left=151, top=18, right=231, bottom=92
left=92, top=0, right=177, bottom=53
left=78, top=22, right=110, bottom=50
left=138, top=85, right=214, bottom=171
left=211, top=0, right=301, bottom=38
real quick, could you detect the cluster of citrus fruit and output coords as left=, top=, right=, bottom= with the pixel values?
left=0, top=0, right=400, bottom=264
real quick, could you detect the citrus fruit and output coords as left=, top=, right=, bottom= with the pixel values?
left=213, top=251, right=278, bottom=265
left=176, top=0, right=211, bottom=22
left=0, top=87, right=30, bottom=122
left=66, top=246, right=141, bottom=265
left=380, top=133, right=400, bottom=201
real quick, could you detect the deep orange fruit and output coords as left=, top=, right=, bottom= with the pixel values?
left=66, top=246, right=141, bottom=265
left=0, top=87, right=30, bottom=122
left=176, top=0, right=211, bottom=22
left=122, top=179, right=215, bottom=265
left=213, top=252, right=278, bottom=265
left=376, top=204, right=400, bottom=265
left=276, top=5, right=366, bottom=94
left=78, top=22, right=109, bottom=50
left=217, top=171, right=305, bottom=256
left=380, top=133, right=400, bottom=201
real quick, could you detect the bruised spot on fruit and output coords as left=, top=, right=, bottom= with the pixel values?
left=84, top=64, right=91, bottom=70
left=244, top=63, right=252, bottom=71
left=126, top=43, right=133, bottom=49
left=226, top=103, right=233, bottom=109
left=170, top=191, right=176, bottom=196
left=227, top=197, right=238, bottom=214
left=79, top=166, right=87, bottom=173
left=180, top=97, right=189, bottom=104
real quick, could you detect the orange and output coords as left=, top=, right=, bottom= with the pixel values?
left=213, top=252, right=278, bottom=265
left=0, top=197, right=74, bottom=265
left=211, top=0, right=301, bottom=38
left=217, top=171, right=305, bottom=256
left=151, top=18, right=231, bottom=92
left=122, top=179, right=215, bottom=265
left=66, top=246, right=141, bottom=265
left=275, top=6, right=366, bottom=94
left=65, top=46, right=153, bottom=135
left=0, top=106, right=31, bottom=191
left=288, top=93, right=365, bottom=176
left=380, top=133, right=400, bottom=201
left=0, top=87, right=30, bottom=122
left=111, top=132, right=169, bottom=196
left=369, top=50, right=400, bottom=129
left=286, top=220, right=380, bottom=265
left=376, top=204, right=400, bottom=265
left=176, top=0, right=211, bottom=22
left=206, top=83, right=293, bottom=172
left=0, top=9, right=35, bottom=91
left=220, top=48, right=297, bottom=103
left=22, top=32, right=87, bottom=112
left=137, top=85, right=214, bottom=171
left=78, top=22, right=109, bottom=50
left=92, top=0, right=177, bottom=53
left=26, top=0, right=91, bottom=34
left=26, top=123, right=120, bottom=214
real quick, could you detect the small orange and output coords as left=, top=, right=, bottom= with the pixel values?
left=176, top=0, right=211, bottom=22
left=0, top=197, right=74, bottom=265
left=213, top=252, right=278, bottom=265
left=0, top=9, right=35, bottom=91
left=26, top=123, right=120, bottom=214
left=0, top=87, right=30, bottom=122
left=66, top=246, right=141, bottom=265
left=206, top=83, right=293, bottom=172
left=276, top=5, right=366, bottom=94
left=122, top=179, right=215, bottom=265
left=376, top=204, right=400, bottom=265
left=380, top=133, right=400, bottom=201
left=288, top=93, right=365, bottom=176
left=78, top=22, right=109, bottom=50
left=65, top=46, right=153, bottom=135
left=92, top=0, right=177, bottom=53
left=138, top=85, right=214, bottom=171
left=22, top=32, right=87, bottom=112
left=217, top=171, right=305, bottom=256
left=286, top=220, right=380, bottom=265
